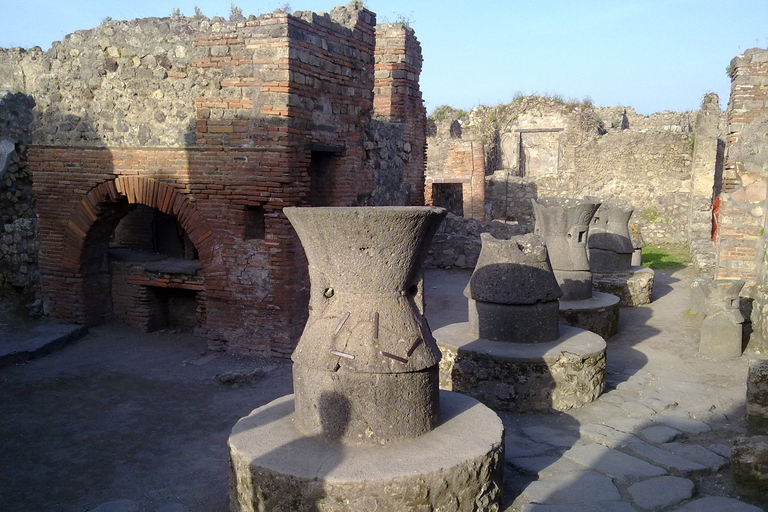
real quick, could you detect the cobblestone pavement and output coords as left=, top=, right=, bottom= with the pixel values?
left=447, top=266, right=765, bottom=512
left=1, top=266, right=766, bottom=511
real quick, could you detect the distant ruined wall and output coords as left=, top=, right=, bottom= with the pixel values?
left=436, top=98, right=699, bottom=245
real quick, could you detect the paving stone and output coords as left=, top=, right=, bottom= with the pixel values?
left=653, top=415, right=712, bottom=434
left=603, top=417, right=653, bottom=434
left=598, top=390, right=635, bottom=406
left=515, top=469, right=621, bottom=504
left=87, top=500, right=141, bottom=512
left=638, top=425, right=682, bottom=444
left=621, top=400, right=658, bottom=418
left=581, top=400, right=624, bottom=419
left=707, top=443, right=731, bottom=458
left=519, top=502, right=637, bottom=512
left=625, top=438, right=708, bottom=474
left=580, top=423, right=637, bottom=448
left=505, top=432, right=553, bottom=458
left=661, top=442, right=728, bottom=471
left=521, top=425, right=580, bottom=448
left=671, top=496, right=765, bottom=511
left=562, top=444, right=667, bottom=481
left=638, top=395, right=678, bottom=412
left=156, top=504, right=189, bottom=512
left=627, top=475, right=695, bottom=510
left=508, top=456, right=583, bottom=477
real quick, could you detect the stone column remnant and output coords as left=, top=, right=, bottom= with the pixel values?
left=465, top=232, right=562, bottom=343
left=532, top=197, right=600, bottom=301
left=587, top=198, right=635, bottom=272
left=284, top=206, right=446, bottom=445
left=699, top=279, right=745, bottom=359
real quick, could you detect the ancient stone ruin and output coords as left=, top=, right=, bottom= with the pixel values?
left=434, top=232, right=606, bottom=412
left=695, top=278, right=746, bottom=359
left=588, top=198, right=655, bottom=307
left=532, top=196, right=620, bottom=339
left=0, top=5, right=428, bottom=356
left=228, top=206, right=504, bottom=511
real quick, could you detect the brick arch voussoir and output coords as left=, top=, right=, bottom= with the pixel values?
left=61, top=177, right=215, bottom=272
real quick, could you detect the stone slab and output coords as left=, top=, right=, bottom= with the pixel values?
left=661, top=442, right=728, bottom=472
left=627, top=475, right=695, bottom=510
left=520, top=503, right=636, bottom=512
left=229, top=391, right=504, bottom=512
left=593, top=266, right=655, bottom=306
left=671, top=496, right=765, bottom=511
left=436, top=324, right=606, bottom=412
left=508, top=456, right=583, bottom=477
left=562, top=443, right=666, bottom=481
left=558, top=291, right=621, bottom=339
left=639, top=425, right=682, bottom=444
left=624, top=438, right=708, bottom=474
left=0, top=322, right=88, bottom=368
left=515, top=469, right=620, bottom=504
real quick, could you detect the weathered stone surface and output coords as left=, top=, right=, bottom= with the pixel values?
left=661, top=442, right=728, bottom=471
left=436, top=324, right=606, bottom=412
left=562, top=444, right=667, bottom=481
left=588, top=198, right=635, bottom=272
left=468, top=299, right=560, bottom=343
left=520, top=503, right=636, bottom=512
left=533, top=197, right=600, bottom=301
left=624, top=438, right=708, bottom=474
left=465, top=233, right=561, bottom=304
left=514, top=470, right=620, bottom=505
left=732, top=435, right=768, bottom=492
left=627, top=475, right=695, bottom=510
left=229, top=392, right=504, bottom=512
left=700, top=311, right=744, bottom=359
left=558, top=291, right=620, bottom=339
left=592, top=266, right=655, bottom=307
left=747, top=359, right=768, bottom=434
left=639, top=425, right=682, bottom=444
left=671, top=496, right=765, bottom=511
left=285, top=206, right=445, bottom=445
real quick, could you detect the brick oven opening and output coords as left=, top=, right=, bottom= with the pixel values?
left=105, top=204, right=204, bottom=333
left=432, top=182, right=464, bottom=217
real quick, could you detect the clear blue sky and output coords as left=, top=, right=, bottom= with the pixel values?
left=1, top=1, right=767, bottom=115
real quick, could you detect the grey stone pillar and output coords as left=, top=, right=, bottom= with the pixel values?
left=284, top=206, right=447, bottom=446
left=699, top=279, right=745, bottom=359
left=587, top=198, right=635, bottom=272
left=532, top=197, right=600, bottom=301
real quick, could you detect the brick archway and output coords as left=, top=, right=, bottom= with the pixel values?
left=62, top=177, right=215, bottom=271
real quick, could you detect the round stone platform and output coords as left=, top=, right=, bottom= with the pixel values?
left=558, top=291, right=621, bottom=339
left=592, top=265, right=655, bottom=306
left=229, top=390, right=504, bottom=512
left=435, top=324, right=606, bottom=413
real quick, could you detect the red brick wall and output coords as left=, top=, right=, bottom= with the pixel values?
left=374, top=23, right=426, bottom=205
left=27, top=7, right=430, bottom=357
left=716, top=49, right=768, bottom=280
left=425, top=139, right=486, bottom=220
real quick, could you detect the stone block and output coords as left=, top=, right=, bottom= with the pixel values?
left=747, top=359, right=768, bottom=435
left=468, top=299, right=560, bottom=343
left=732, top=435, right=768, bottom=492
left=699, top=311, right=743, bottom=359
left=592, top=266, right=654, bottom=307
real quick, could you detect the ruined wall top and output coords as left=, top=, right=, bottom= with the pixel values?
left=0, top=5, right=377, bottom=148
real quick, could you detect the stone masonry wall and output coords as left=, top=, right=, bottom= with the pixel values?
left=459, top=98, right=697, bottom=245
left=0, top=91, right=39, bottom=311
left=1, top=5, right=427, bottom=357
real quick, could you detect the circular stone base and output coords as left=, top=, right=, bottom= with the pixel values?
left=435, top=324, right=606, bottom=413
left=592, top=266, right=655, bottom=306
left=558, top=291, right=621, bottom=339
left=229, top=391, right=504, bottom=512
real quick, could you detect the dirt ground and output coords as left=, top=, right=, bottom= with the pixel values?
left=0, top=267, right=765, bottom=511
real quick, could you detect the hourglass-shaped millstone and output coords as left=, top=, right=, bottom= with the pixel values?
left=284, top=206, right=447, bottom=446
left=532, top=197, right=600, bottom=301
left=587, top=198, right=635, bottom=272
left=465, top=233, right=562, bottom=343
